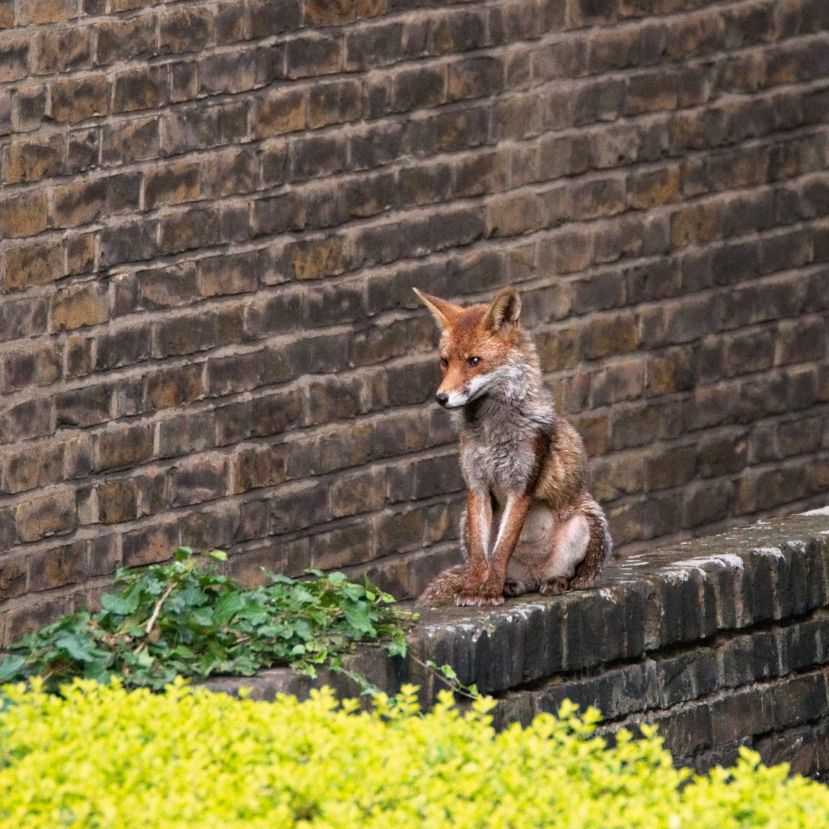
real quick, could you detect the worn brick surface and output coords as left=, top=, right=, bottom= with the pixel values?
left=1, top=0, right=829, bottom=638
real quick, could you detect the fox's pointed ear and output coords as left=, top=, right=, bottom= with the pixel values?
left=413, top=288, right=462, bottom=330
left=483, top=286, right=521, bottom=332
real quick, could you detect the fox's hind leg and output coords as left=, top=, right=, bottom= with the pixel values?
left=538, top=497, right=611, bottom=594
left=539, top=512, right=590, bottom=595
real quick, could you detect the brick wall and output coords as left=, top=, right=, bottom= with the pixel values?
left=1, top=0, right=828, bottom=644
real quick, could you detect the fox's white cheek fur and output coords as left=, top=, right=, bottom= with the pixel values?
left=444, top=372, right=495, bottom=408
left=465, top=372, right=495, bottom=400
left=445, top=391, right=470, bottom=408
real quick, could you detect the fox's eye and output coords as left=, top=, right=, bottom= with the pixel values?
left=467, top=356, right=481, bottom=367
left=440, top=357, right=448, bottom=368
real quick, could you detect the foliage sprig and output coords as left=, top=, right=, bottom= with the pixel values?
left=0, top=548, right=415, bottom=692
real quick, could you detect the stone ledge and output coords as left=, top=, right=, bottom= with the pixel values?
left=204, top=510, right=829, bottom=773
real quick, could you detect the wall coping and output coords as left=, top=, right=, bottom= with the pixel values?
left=205, top=509, right=829, bottom=706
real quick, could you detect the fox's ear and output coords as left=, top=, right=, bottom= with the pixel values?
left=483, top=286, right=521, bottom=332
left=413, top=288, right=462, bottom=330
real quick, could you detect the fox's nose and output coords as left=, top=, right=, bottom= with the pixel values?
left=435, top=392, right=449, bottom=407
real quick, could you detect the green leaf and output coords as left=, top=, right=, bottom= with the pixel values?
left=100, top=592, right=140, bottom=616
left=54, top=633, right=100, bottom=663
left=0, top=655, right=27, bottom=682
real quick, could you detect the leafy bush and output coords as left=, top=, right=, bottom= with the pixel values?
left=0, top=549, right=412, bottom=691
left=1, top=680, right=827, bottom=829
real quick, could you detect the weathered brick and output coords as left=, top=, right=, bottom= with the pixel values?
left=308, top=79, right=362, bottom=128
left=145, top=364, right=204, bottom=410
left=251, top=87, right=306, bottom=138
left=102, top=116, right=159, bottom=165
left=1, top=342, right=61, bottom=393
left=50, top=281, right=108, bottom=332
left=2, top=240, right=63, bottom=292
left=4, top=133, right=65, bottom=184
left=171, top=456, right=228, bottom=507
left=113, top=66, right=167, bottom=113
left=97, top=424, right=154, bottom=472
left=49, top=75, right=109, bottom=123
left=160, top=6, right=213, bottom=54
left=16, top=489, right=76, bottom=542
left=286, top=34, right=342, bottom=78
left=0, top=191, right=48, bottom=238
left=1, top=441, right=64, bottom=494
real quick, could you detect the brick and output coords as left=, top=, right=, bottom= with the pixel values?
left=1, top=342, right=61, bottom=393
left=584, top=314, right=639, bottom=359
left=113, top=66, right=167, bottom=113
left=775, top=318, right=826, bottom=366
left=50, top=282, right=108, bottom=332
left=392, top=65, right=445, bottom=112
left=49, top=75, right=109, bottom=123
left=52, top=178, right=106, bottom=227
left=0, top=398, right=51, bottom=442
left=171, top=456, right=228, bottom=506
left=308, top=79, right=361, bottom=128
left=16, top=489, right=76, bottom=542
left=234, top=445, right=288, bottom=492
left=0, top=35, right=28, bottom=82
left=96, top=13, right=156, bottom=65
left=122, top=522, right=179, bottom=568
left=283, top=235, right=346, bottom=280
left=431, top=9, right=486, bottom=53
left=345, top=21, right=403, bottom=70
left=4, top=133, right=65, bottom=184
left=0, top=191, right=48, bottom=239
left=216, top=1, right=248, bottom=42
left=96, top=479, right=139, bottom=525
left=35, top=26, right=92, bottom=74
left=200, top=49, right=257, bottom=95
left=159, top=207, right=221, bottom=255
left=2, top=240, right=64, bottom=292
left=18, top=0, right=77, bottom=23
left=102, top=116, right=159, bottom=165
left=251, top=87, right=306, bottom=138
left=0, top=552, right=26, bottom=600
left=644, top=444, right=697, bottom=491
left=97, top=424, right=154, bottom=472
left=286, top=35, right=342, bottom=78
left=160, top=6, right=213, bottom=53
left=56, top=384, right=111, bottom=428
left=249, top=0, right=301, bottom=35
left=591, top=359, right=644, bottom=406
left=146, top=364, right=204, bottom=410
left=1, top=441, right=64, bottom=494
left=145, top=160, right=201, bottom=208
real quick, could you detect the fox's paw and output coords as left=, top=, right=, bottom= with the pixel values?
left=503, top=578, right=530, bottom=598
left=456, top=590, right=504, bottom=607
left=540, top=576, right=569, bottom=596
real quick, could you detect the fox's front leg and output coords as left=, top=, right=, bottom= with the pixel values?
left=460, top=489, right=492, bottom=593
left=458, top=493, right=531, bottom=607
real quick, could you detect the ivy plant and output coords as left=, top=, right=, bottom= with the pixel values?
left=0, top=548, right=414, bottom=692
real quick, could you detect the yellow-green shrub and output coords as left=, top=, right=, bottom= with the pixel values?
left=1, top=679, right=828, bottom=829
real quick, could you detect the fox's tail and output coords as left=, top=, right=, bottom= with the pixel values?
left=416, top=565, right=467, bottom=606
left=569, top=495, right=612, bottom=589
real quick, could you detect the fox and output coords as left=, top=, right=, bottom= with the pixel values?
left=414, top=285, right=612, bottom=607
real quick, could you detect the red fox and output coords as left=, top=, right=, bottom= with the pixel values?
left=414, top=285, right=612, bottom=607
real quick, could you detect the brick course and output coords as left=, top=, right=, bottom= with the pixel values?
left=0, top=0, right=828, bottom=641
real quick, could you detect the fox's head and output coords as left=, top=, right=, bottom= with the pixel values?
left=414, top=286, right=524, bottom=409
